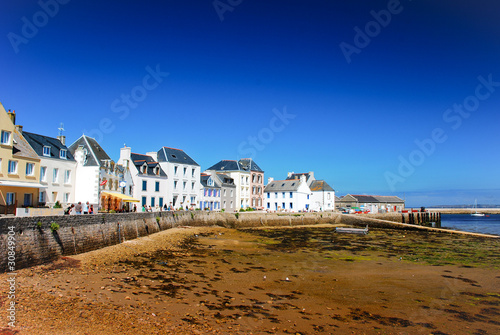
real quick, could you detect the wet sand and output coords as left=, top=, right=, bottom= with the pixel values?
left=1, top=224, right=499, bottom=334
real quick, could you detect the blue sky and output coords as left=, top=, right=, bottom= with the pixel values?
left=1, top=0, right=499, bottom=207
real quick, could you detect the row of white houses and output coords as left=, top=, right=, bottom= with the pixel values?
left=2, top=105, right=403, bottom=215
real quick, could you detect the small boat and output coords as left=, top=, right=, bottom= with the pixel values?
left=335, top=225, right=369, bottom=234
left=471, top=199, right=485, bottom=217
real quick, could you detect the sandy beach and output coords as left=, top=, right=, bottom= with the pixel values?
left=1, top=224, right=499, bottom=335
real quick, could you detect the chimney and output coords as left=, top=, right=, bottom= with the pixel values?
left=119, top=145, right=131, bottom=164
left=7, top=110, right=15, bottom=124
left=287, top=171, right=294, bottom=178
left=308, top=171, right=315, bottom=181
left=146, top=151, right=158, bottom=161
left=15, top=125, right=23, bottom=134
left=57, top=135, right=66, bottom=146
left=267, top=177, right=274, bottom=184
left=300, top=174, right=307, bottom=183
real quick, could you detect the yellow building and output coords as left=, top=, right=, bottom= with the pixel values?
left=0, top=103, right=43, bottom=214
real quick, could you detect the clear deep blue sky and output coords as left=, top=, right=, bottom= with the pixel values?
left=1, top=0, right=499, bottom=207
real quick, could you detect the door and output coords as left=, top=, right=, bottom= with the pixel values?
left=24, top=193, right=32, bottom=207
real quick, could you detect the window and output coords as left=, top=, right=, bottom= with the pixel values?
left=174, top=166, right=178, bottom=175
left=282, top=202, right=285, bottom=209
left=327, top=193, right=331, bottom=200
left=192, top=168, right=195, bottom=177
left=155, top=181, right=160, bottom=192
left=159, top=197, right=164, bottom=207
left=142, top=196, right=147, bottom=206
left=6, top=193, right=15, bottom=205
left=183, top=181, right=186, bottom=190
left=290, top=192, right=293, bottom=198
left=230, top=201, right=233, bottom=208
left=174, top=180, right=178, bottom=189
left=64, top=193, right=70, bottom=203
left=267, top=202, right=270, bottom=209
left=141, top=165, right=147, bottom=174
left=190, top=196, right=195, bottom=204
left=40, top=166, right=47, bottom=182
left=142, top=180, right=147, bottom=191
left=25, top=163, right=34, bottom=176
left=208, top=189, right=212, bottom=197
left=223, top=189, right=226, bottom=196
left=307, top=194, right=310, bottom=200
left=274, top=192, right=278, bottom=199
left=154, top=166, right=159, bottom=175
left=290, top=202, right=293, bottom=209
left=282, top=192, right=285, bottom=198
left=39, top=191, right=45, bottom=203
left=52, top=168, right=59, bottom=183
left=183, top=167, right=187, bottom=176
left=0, top=158, right=2, bottom=172
left=230, top=190, right=234, bottom=197
left=151, top=197, right=155, bottom=207
left=267, top=193, right=270, bottom=198
left=1, top=131, right=11, bottom=145
left=60, top=149, right=67, bottom=159
left=64, top=170, right=71, bottom=184
left=191, top=182, right=195, bottom=190
left=43, top=146, right=51, bottom=157
left=8, top=160, right=17, bottom=174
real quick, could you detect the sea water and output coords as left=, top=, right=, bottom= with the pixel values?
left=440, top=214, right=500, bottom=236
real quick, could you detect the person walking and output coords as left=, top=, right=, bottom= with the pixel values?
left=75, top=202, right=83, bottom=214
left=83, top=201, right=89, bottom=214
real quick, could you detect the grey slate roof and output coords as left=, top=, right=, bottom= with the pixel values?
left=264, top=180, right=302, bottom=192
left=23, top=131, right=75, bottom=161
left=344, top=195, right=404, bottom=203
left=216, top=173, right=236, bottom=187
left=286, top=172, right=313, bottom=182
left=238, top=158, right=264, bottom=172
left=310, top=180, right=334, bottom=192
left=68, top=135, right=110, bottom=166
left=130, top=153, right=167, bottom=177
left=200, top=174, right=221, bottom=188
left=157, top=147, right=199, bottom=166
left=207, top=159, right=263, bottom=172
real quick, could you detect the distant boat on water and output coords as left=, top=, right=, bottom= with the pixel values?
left=471, top=199, right=485, bottom=217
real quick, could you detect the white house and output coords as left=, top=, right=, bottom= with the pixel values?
left=118, top=146, right=168, bottom=211
left=69, top=135, right=137, bottom=212
left=286, top=172, right=335, bottom=211
left=154, top=147, right=200, bottom=210
left=23, top=131, right=77, bottom=208
left=264, top=175, right=311, bottom=212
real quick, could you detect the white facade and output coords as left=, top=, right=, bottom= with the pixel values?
left=118, top=147, right=168, bottom=210
left=310, top=189, right=335, bottom=211
left=155, top=147, right=200, bottom=210
left=73, top=147, right=100, bottom=205
left=264, top=177, right=311, bottom=212
left=39, top=157, right=77, bottom=207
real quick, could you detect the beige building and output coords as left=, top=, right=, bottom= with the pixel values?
left=0, top=104, right=43, bottom=214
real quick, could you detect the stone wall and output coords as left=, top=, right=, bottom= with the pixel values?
left=0, top=211, right=436, bottom=273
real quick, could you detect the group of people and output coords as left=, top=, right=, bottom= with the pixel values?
left=64, top=201, right=94, bottom=215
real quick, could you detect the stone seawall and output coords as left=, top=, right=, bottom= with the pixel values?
left=0, top=211, right=443, bottom=272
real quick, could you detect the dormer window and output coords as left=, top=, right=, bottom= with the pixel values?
left=43, top=146, right=51, bottom=157
left=141, top=164, right=147, bottom=174
left=154, top=166, right=160, bottom=175
left=171, top=154, right=177, bottom=159
left=59, top=149, right=67, bottom=159
left=1, top=131, right=11, bottom=145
